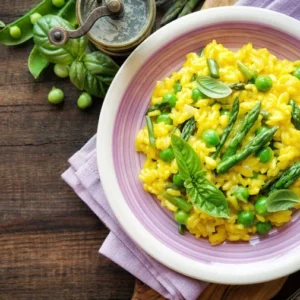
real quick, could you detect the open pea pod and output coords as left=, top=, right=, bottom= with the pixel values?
left=0, top=0, right=76, bottom=46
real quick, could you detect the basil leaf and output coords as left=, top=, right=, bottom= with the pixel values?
left=185, top=177, right=229, bottom=218
left=171, top=135, right=202, bottom=180
left=83, top=51, right=119, bottom=77
left=70, top=52, right=119, bottom=98
left=266, top=189, right=300, bottom=212
left=69, top=59, right=86, bottom=90
left=33, top=15, right=87, bottom=65
left=171, top=135, right=229, bottom=218
left=196, top=76, right=232, bottom=99
left=28, top=46, right=49, bottom=79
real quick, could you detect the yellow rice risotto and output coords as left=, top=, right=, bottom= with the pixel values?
left=135, top=41, right=300, bottom=245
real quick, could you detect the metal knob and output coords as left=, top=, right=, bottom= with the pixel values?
left=49, top=0, right=124, bottom=46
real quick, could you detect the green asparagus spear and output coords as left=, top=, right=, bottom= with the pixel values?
left=217, top=126, right=278, bottom=174
left=145, top=116, right=156, bottom=148
left=181, top=117, right=196, bottom=141
left=162, top=192, right=192, bottom=212
left=161, top=0, right=188, bottom=26
left=179, top=0, right=201, bottom=17
left=289, top=100, right=300, bottom=130
left=229, top=83, right=246, bottom=90
left=156, top=0, right=173, bottom=7
left=199, top=48, right=205, bottom=57
left=207, top=58, right=220, bottom=79
left=222, top=102, right=261, bottom=160
left=237, top=61, right=255, bottom=80
left=268, top=161, right=300, bottom=194
left=212, top=98, right=239, bottom=159
left=147, top=100, right=170, bottom=114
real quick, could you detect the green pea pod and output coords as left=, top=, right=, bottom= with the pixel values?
left=0, top=0, right=74, bottom=46
left=28, top=46, right=49, bottom=79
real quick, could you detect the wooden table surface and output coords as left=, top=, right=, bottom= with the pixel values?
left=0, top=1, right=299, bottom=299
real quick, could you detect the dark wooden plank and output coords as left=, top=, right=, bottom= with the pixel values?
left=0, top=1, right=135, bottom=299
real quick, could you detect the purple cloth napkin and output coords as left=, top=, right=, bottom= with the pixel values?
left=62, top=1, right=300, bottom=299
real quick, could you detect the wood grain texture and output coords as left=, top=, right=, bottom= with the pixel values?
left=0, top=1, right=135, bottom=299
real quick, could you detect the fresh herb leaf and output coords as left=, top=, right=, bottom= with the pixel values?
left=28, top=46, right=49, bottom=79
left=171, top=135, right=202, bottom=180
left=70, top=52, right=119, bottom=98
left=171, top=135, right=229, bottom=218
left=185, top=176, right=229, bottom=218
left=289, top=100, right=300, bottom=130
left=196, top=76, right=232, bottom=99
left=266, top=189, right=300, bottom=212
left=33, top=15, right=87, bottom=64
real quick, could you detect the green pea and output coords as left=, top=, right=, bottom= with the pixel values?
left=30, top=13, right=42, bottom=24
left=174, top=210, right=190, bottom=225
left=255, top=75, right=273, bottom=92
left=237, top=211, right=255, bottom=227
left=162, top=93, right=177, bottom=108
left=159, top=147, right=175, bottom=162
left=52, top=0, right=65, bottom=8
left=156, top=112, right=173, bottom=125
left=220, top=109, right=230, bottom=116
left=258, top=146, right=273, bottom=163
left=256, top=221, right=272, bottom=235
left=191, top=88, right=205, bottom=102
left=173, top=173, right=185, bottom=187
left=254, top=196, right=268, bottom=215
left=77, top=92, right=92, bottom=110
left=232, top=186, right=249, bottom=202
left=292, top=67, right=300, bottom=80
left=9, top=26, right=22, bottom=39
left=202, top=129, right=220, bottom=147
left=48, top=87, right=64, bottom=105
left=255, top=125, right=269, bottom=136
left=173, top=82, right=182, bottom=94
left=54, top=64, right=70, bottom=78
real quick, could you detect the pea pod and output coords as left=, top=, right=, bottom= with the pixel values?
left=0, top=0, right=74, bottom=46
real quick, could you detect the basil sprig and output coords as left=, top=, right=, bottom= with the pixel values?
left=196, top=76, right=232, bottom=99
left=32, top=15, right=119, bottom=98
left=266, top=189, right=300, bottom=212
left=171, top=135, right=229, bottom=218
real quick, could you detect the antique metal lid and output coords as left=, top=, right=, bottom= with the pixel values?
left=77, top=0, right=156, bottom=55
